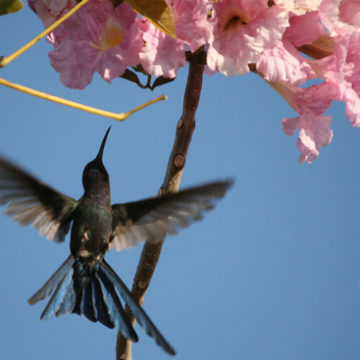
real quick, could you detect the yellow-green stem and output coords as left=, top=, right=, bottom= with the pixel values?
left=0, top=0, right=91, bottom=68
left=0, top=77, right=167, bottom=121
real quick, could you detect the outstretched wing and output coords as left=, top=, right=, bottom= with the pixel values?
left=111, top=179, right=234, bottom=251
left=0, top=156, right=77, bottom=242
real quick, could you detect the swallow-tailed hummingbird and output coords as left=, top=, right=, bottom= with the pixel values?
left=0, top=127, right=234, bottom=355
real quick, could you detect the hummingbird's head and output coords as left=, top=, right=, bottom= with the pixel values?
left=82, top=127, right=111, bottom=193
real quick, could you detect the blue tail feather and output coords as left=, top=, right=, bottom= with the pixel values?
left=40, top=266, right=74, bottom=320
left=91, top=271, right=116, bottom=328
left=97, top=266, right=138, bottom=341
left=28, top=255, right=75, bottom=305
left=101, top=261, right=176, bottom=356
left=80, top=280, right=96, bottom=322
left=28, top=257, right=175, bottom=355
left=55, top=274, right=76, bottom=317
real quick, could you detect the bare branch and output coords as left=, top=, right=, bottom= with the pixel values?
left=115, top=46, right=206, bottom=360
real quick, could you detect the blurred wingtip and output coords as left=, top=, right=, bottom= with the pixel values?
left=220, top=177, right=236, bottom=189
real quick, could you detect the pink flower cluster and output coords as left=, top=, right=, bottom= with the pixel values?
left=30, top=0, right=360, bottom=163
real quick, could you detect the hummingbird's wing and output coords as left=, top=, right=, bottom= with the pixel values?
left=0, top=156, right=77, bottom=242
left=110, top=179, right=234, bottom=251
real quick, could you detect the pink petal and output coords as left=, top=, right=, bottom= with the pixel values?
left=139, top=20, right=186, bottom=78
left=285, top=11, right=324, bottom=47
left=207, top=0, right=289, bottom=76
left=48, top=0, right=141, bottom=88
left=49, top=40, right=100, bottom=89
left=170, top=0, right=212, bottom=52
left=257, top=41, right=316, bottom=85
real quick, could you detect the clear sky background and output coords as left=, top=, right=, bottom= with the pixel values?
left=1, top=6, right=360, bottom=360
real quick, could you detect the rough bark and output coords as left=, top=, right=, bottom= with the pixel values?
left=116, top=47, right=207, bottom=360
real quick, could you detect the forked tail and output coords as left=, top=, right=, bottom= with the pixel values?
left=28, top=255, right=175, bottom=355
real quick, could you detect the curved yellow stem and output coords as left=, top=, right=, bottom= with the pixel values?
left=0, top=0, right=91, bottom=68
left=0, top=77, right=167, bottom=121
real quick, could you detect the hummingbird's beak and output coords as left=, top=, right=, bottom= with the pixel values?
left=96, top=126, right=111, bottom=161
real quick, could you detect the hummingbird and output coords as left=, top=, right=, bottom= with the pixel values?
left=0, top=127, right=234, bottom=355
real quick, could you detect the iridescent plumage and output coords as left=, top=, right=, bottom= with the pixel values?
left=0, top=127, right=234, bottom=355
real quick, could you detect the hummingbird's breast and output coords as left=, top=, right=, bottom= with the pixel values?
left=70, top=198, right=112, bottom=263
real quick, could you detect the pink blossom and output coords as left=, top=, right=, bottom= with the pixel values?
left=48, top=0, right=142, bottom=89
left=320, top=0, right=360, bottom=35
left=257, top=10, right=324, bottom=85
left=283, top=113, right=333, bottom=163
left=138, top=20, right=186, bottom=78
left=27, top=0, right=360, bottom=163
left=277, top=0, right=322, bottom=15
left=28, top=0, right=74, bottom=45
left=137, top=0, right=211, bottom=77
left=257, top=41, right=315, bottom=85
left=338, top=0, right=360, bottom=26
left=271, top=81, right=337, bottom=163
left=284, top=10, right=324, bottom=48
left=207, top=0, right=289, bottom=76
left=309, top=32, right=360, bottom=127
left=167, top=0, right=212, bottom=52
left=28, top=0, right=72, bottom=21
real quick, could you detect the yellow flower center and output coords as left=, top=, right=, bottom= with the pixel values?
left=97, top=18, right=124, bottom=51
left=222, top=8, right=250, bottom=32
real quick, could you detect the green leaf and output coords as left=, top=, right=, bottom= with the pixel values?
left=125, top=0, right=176, bottom=38
left=0, top=0, right=23, bottom=15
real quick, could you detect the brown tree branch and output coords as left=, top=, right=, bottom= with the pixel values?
left=116, top=47, right=207, bottom=360
left=297, top=34, right=335, bottom=59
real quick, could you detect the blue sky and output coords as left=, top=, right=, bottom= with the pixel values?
left=1, top=6, right=360, bottom=360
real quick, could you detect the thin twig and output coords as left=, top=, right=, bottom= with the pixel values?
left=0, top=77, right=166, bottom=121
left=115, top=46, right=207, bottom=360
left=0, top=0, right=91, bottom=68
